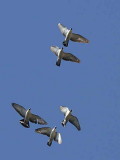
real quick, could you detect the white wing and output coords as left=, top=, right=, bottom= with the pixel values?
left=60, top=106, right=70, bottom=116
left=58, top=23, right=70, bottom=37
left=50, top=46, right=60, bottom=56
left=54, top=133, right=62, bottom=144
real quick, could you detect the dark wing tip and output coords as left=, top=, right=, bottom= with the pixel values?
left=11, top=103, right=15, bottom=106
left=38, top=118, right=48, bottom=125
left=35, top=128, right=40, bottom=133
left=86, top=39, right=90, bottom=43
left=11, top=103, right=17, bottom=108
left=78, top=126, right=81, bottom=131
left=77, top=59, right=80, bottom=63
left=43, top=121, right=48, bottom=125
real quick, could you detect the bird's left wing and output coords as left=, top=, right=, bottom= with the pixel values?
left=12, top=103, right=26, bottom=117
left=58, top=23, right=69, bottom=37
left=35, top=127, right=52, bottom=137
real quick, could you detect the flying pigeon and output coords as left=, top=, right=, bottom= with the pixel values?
left=35, top=126, right=62, bottom=146
left=12, top=103, right=47, bottom=128
left=50, top=46, right=80, bottom=66
left=60, top=106, right=81, bottom=131
left=58, top=23, right=89, bottom=47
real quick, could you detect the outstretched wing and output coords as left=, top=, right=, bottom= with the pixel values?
left=60, top=106, right=70, bottom=115
left=12, top=103, right=26, bottom=117
left=35, top=127, right=52, bottom=137
left=58, top=23, right=69, bottom=37
left=54, top=133, right=62, bottom=144
left=69, top=115, right=81, bottom=131
left=70, top=33, right=89, bottom=43
left=62, top=52, right=80, bottom=63
left=50, top=46, right=60, bottom=56
left=29, top=113, right=47, bottom=125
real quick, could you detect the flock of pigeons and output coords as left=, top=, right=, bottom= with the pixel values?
left=12, top=23, right=89, bottom=146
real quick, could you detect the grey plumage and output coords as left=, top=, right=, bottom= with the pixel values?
left=50, top=46, right=80, bottom=66
left=35, top=126, right=62, bottom=146
left=60, top=106, right=81, bottom=131
left=58, top=23, right=89, bottom=47
left=12, top=103, right=47, bottom=128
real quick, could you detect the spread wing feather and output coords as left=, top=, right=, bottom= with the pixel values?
left=35, top=127, right=52, bottom=137
left=60, top=106, right=70, bottom=115
left=29, top=114, right=47, bottom=125
left=69, top=115, right=81, bottom=131
left=58, top=23, right=69, bottom=37
left=70, top=33, right=89, bottom=43
left=62, top=52, right=80, bottom=63
left=54, top=133, right=62, bottom=144
left=12, top=103, right=26, bottom=117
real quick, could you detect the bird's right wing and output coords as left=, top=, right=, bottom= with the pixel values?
left=58, top=23, right=69, bottom=37
left=12, top=103, right=26, bottom=117
left=50, top=46, right=60, bottom=56
left=54, top=133, right=62, bottom=144
left=35, top=127, right=52, bottom=137
left=60, top=106, right=70, bottom=115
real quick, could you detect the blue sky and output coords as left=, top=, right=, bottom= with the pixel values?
left=0, top=0, right=120, bottom=159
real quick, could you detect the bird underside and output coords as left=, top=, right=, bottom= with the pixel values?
left=63, top=40, right=69, bottom=47
left=19, top=119, right=30, bottom=128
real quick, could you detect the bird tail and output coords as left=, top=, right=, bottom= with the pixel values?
left=63, top=40, right=68, bottom=47
left=47, top=141, right=52, bottom=146
left=56, top=58, right=61, bottom=66
left=19, top=119, right=30, bottom=128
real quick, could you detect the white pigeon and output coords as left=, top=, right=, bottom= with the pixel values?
left=35, top=126, right=62, bottom=146
left=58, top=23, right=89, bottom=47
left=50, top=46, right=80, bottom=66
left=12, top=103, right=47, bottom=128
left=60, top=106, right=81, bottom=131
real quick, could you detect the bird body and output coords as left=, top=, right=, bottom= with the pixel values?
left=19, top=108, right=31, bottom=128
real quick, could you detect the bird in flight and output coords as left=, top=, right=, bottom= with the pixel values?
left=58, top=23, right=89, bottom=47
left=35, top=126, right=62, bottom=146
left=50, top=46, right=80, bottom=66
left=12, top=103, right=47, bottom=128
left=60, top=106, right=81, bottom=131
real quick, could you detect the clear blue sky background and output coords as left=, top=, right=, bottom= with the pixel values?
left=0, top=0, right=120, bottom=159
